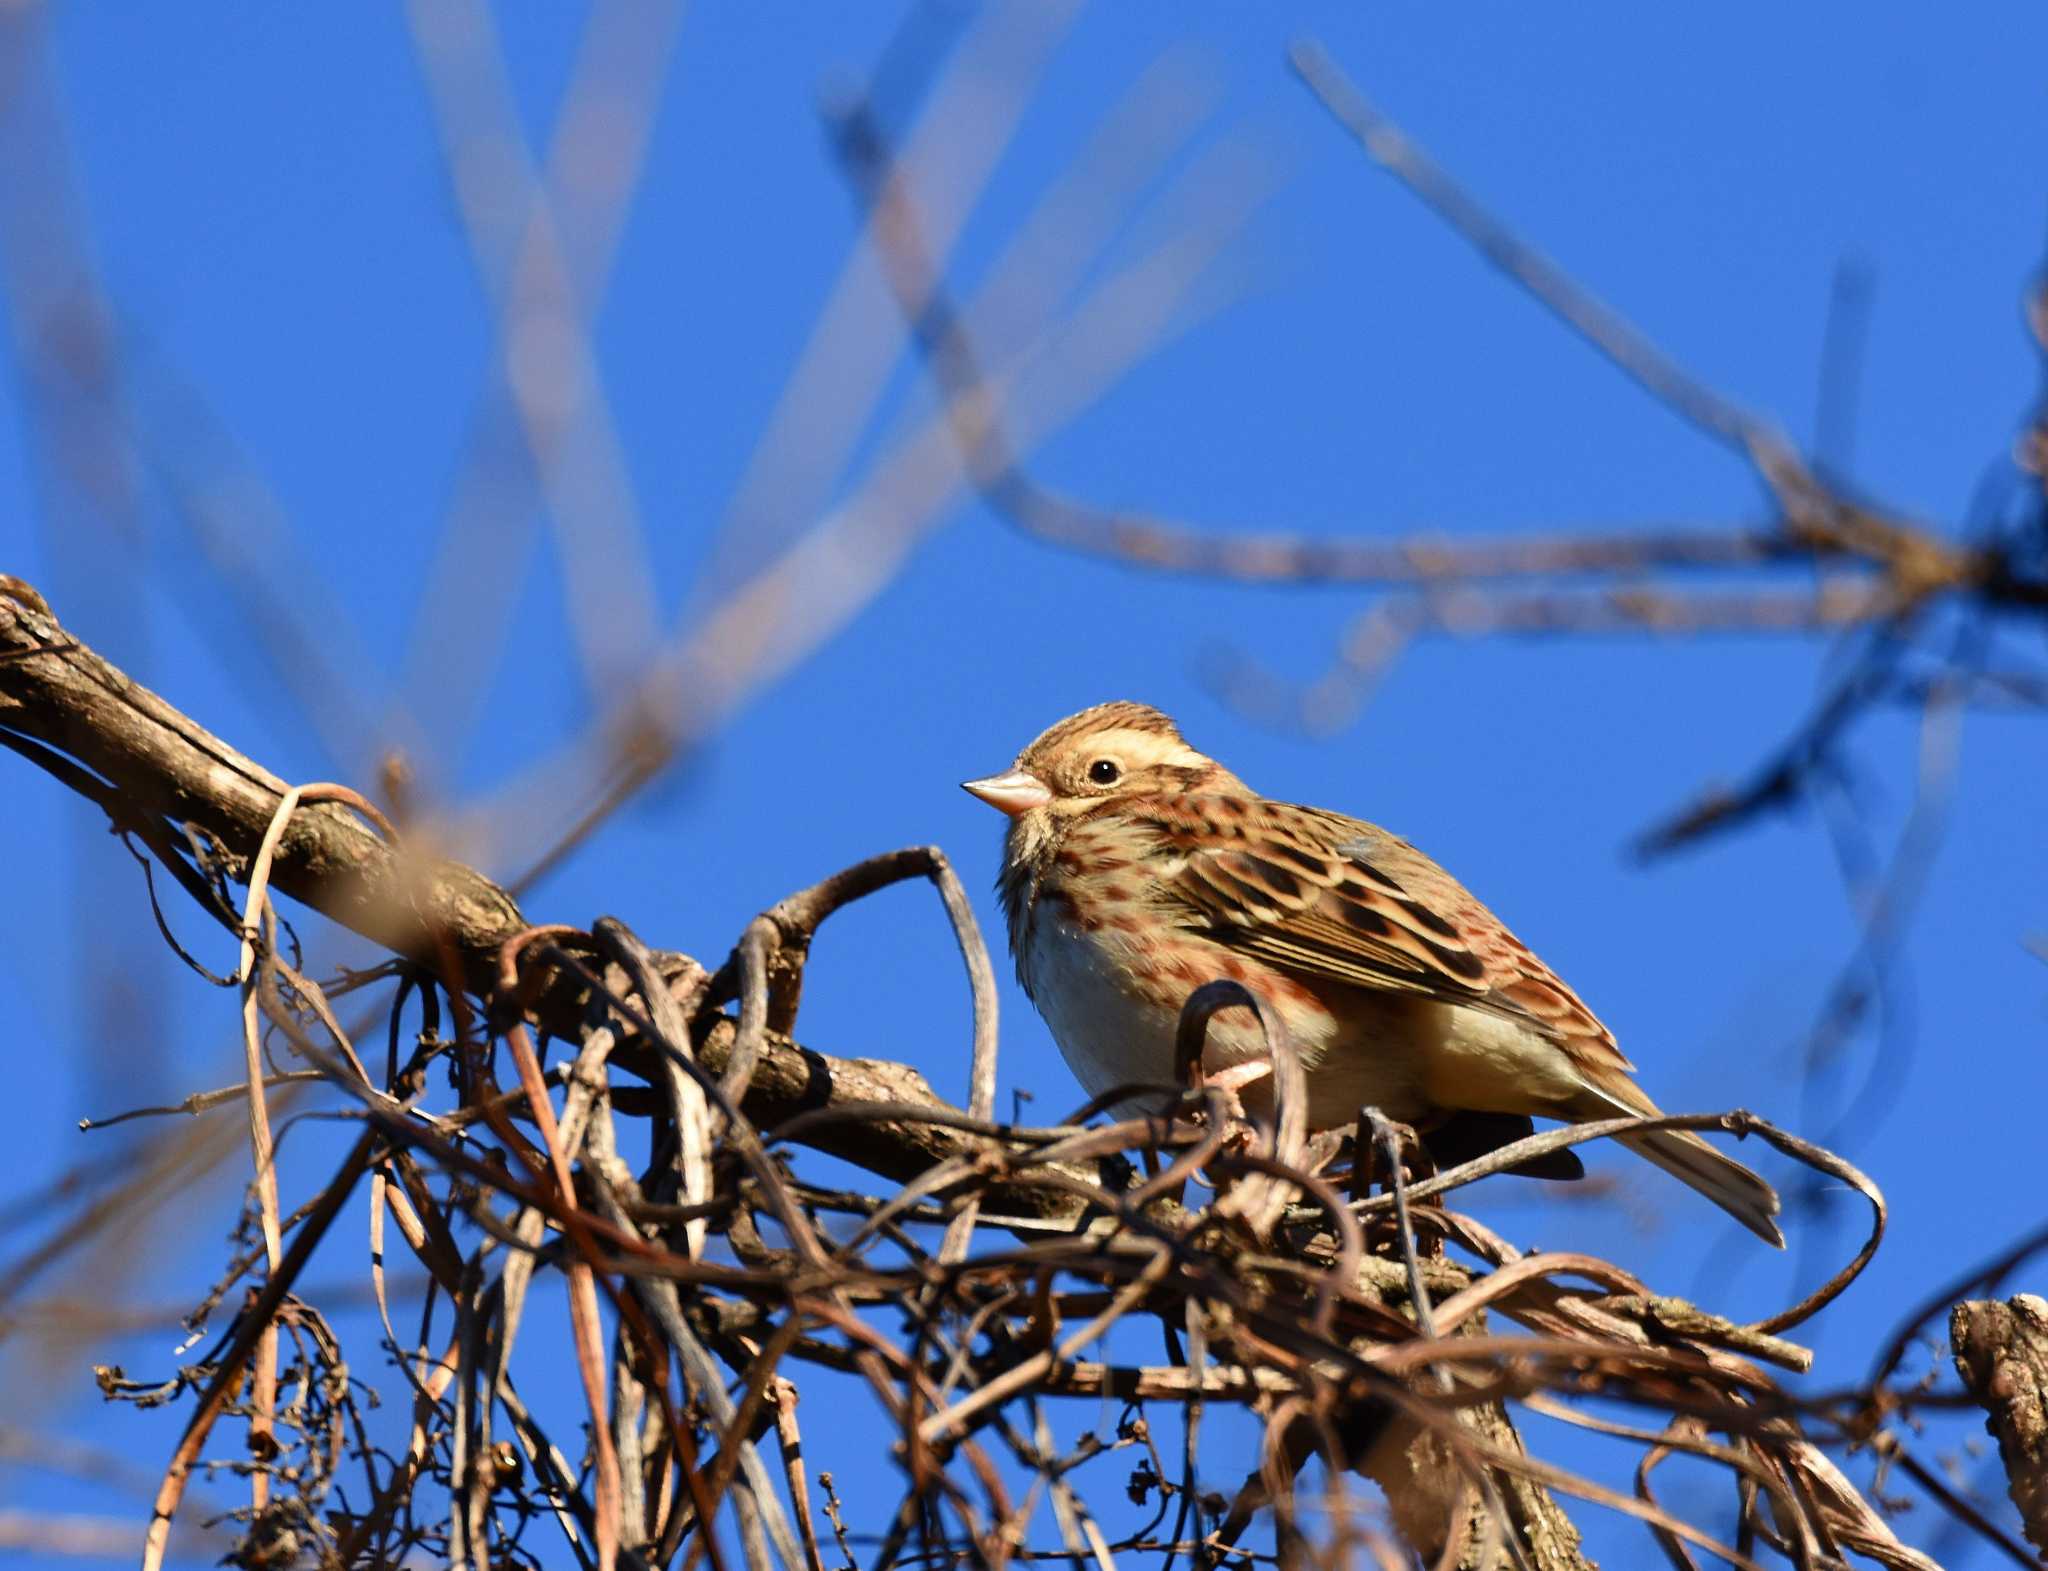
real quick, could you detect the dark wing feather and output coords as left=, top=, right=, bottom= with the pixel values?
left=1424, top=1111, right=1586, bottom=1182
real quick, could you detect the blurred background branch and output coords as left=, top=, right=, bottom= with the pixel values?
left=0, top=2, right=2044, bottom=1566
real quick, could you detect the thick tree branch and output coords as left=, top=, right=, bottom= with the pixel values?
left=0, top=579, right=520, bottom=980
left=1952, top=1294, right=2048, bottom=1557
left=0, top=576, right=1071, bottom=1216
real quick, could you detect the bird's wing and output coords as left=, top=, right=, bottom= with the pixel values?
left=1158, top=797, right=1635, bottom=1083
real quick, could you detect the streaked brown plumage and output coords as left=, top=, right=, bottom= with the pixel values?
left=964, top=701, right=1783, bottom=1246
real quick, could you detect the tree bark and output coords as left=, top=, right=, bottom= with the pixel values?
left=1951, top=1293, right=2048, bottom=1558
left=1352, top=1256, right=1595, bottom=1570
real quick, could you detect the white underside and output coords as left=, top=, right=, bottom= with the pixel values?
left=1025, top=911, right=1596, bottom=1129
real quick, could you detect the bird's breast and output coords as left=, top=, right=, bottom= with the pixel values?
left=1017, top=891, right=1434, bottom=1126
left=1018, top=896, right=1184, bottom=1107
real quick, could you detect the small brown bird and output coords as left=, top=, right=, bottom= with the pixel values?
left=963, top=701, right=1783, bottom=1246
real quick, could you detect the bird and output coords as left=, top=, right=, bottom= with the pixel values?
left=962, top=701, right=1784, bottom=1246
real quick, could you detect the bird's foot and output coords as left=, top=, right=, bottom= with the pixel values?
left=1204, top=1060, right=1274, bottom=1096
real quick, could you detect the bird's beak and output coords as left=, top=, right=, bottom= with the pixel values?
left=961, top=769, right=1051, bottom=817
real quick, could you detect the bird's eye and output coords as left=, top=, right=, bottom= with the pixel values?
left=1088, top=759, right=1121, bottom=785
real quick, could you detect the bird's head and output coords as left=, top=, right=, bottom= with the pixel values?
left=963, top=702, right=1248, bottom=862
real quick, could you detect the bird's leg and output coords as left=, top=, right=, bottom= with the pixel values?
left=1349, top=1109, right=1428, bottom=1198
left=1402, top=1131, right=1446, bottom=1262
left=1198, top=1059, right=1277, bottom=1130
left=1354, top=1108, right=1445, bottom=1261
left=1402, top=1123, right=1441, bottom=1185
left=1204, top=1059, right=1274, bottom=1096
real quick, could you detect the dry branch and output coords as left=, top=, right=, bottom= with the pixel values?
left=0, top=572, right=1977, bottom=1570
left=0, top=579, right=1068, bottom=1217
left=1952, top=1295, right=2048, bottom=1559
left=0, top=579, right=521, bottom=984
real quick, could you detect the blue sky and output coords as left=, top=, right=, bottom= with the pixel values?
left=1, top=3, right=2044, bottom=1566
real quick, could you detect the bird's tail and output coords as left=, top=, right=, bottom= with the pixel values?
left=1570, top=1083, right=1784, bottom=1247
left=1617, top=1127, right=1783, bottom=1247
